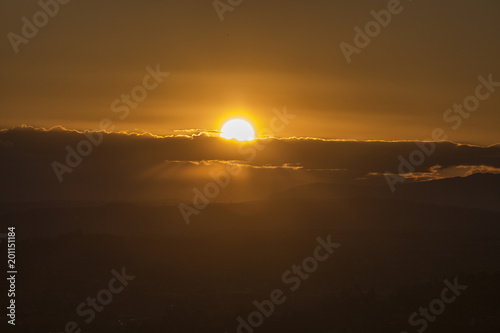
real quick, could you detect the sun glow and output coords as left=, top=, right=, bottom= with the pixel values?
left=220, top=119, right=256, bottom=142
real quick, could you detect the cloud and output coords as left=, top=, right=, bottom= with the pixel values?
left=0, top=126, right=499, bottom=202
left=370, top=165, right=500, bottom=182
left=162, top=160, right=304, bottom=170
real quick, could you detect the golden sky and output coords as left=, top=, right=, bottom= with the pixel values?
left=1, top=0, right=499, bottom=144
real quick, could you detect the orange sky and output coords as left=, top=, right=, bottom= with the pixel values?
left=1, top=0, right=499, bottom=144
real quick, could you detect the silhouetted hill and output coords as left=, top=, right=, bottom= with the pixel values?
left=273, top=173, right=500, bottom=212
left=0, top=197, right=500, bottom=333
left=1, top=188, right=499, bottom=332
left=396, top=173, right=500, bottom=212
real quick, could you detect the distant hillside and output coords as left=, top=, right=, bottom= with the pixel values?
left=273, top=173, right=500, bottom=212
left=1, top=196, right=500, bottom=332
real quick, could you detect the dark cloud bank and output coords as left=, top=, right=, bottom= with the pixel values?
left=1, top=126, right=499, bottom=205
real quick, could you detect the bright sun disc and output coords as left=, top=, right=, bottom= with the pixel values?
left=220, top=119, right=255, bottom=142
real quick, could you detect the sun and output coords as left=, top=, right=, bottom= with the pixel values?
left=220, top=119, right=256, bottom=142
